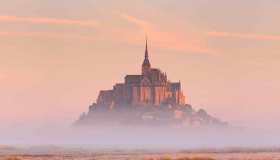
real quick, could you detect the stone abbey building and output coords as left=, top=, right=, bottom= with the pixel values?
left=96, top=40, right=186, bottom=107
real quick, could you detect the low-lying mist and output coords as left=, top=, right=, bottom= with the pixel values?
left=1, top=123, right=280, bottom=150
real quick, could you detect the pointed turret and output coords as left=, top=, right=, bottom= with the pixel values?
left=145, top=38, right=149, bottom=60
left=142, top=37, right=151, bottom=75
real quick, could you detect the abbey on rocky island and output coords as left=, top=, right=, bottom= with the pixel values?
left=76, top=39, right=228, bottom=127
left=96, top=39, right=186, bottom=108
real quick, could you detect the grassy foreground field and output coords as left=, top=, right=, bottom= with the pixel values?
left=1, top=156, right=215, bottom=160
left=1, top=152, right=280, bottom=160
left=1, top=146, right=280, bottom=160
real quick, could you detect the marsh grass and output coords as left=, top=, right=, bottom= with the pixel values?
left=146, top=157, right=215, bottom=160
left=3, top=156, right=21, bottom=160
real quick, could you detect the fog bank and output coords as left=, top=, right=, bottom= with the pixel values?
left=1, top=124, right=280, bottom=150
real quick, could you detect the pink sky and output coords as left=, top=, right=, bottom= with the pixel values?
left=0, top=0, right=280, bottom=129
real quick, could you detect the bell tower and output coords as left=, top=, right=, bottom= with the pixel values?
left=142, top=38, right=151, bottom=75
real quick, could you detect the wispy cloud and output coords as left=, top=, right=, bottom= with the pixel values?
left=207, top=31, right=280, bottom=41
left=0, top=15, right=99, bottom=28
left=0, top=31, right=97, bottom=41
left=120, top=13, right=214, bottom=54
left=120, top=13, right=151, bottom=31
left=0, top=14, right=216, bottom=54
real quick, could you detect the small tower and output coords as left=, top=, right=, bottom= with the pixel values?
left=142, top=38, right=151, bottom=75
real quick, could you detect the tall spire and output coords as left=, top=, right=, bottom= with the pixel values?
left=145, top=36, right=149, bottom=60
left=142, top=36, right=151, bottom=75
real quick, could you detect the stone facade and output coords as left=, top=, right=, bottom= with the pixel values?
left=96, top=40, right=186, bottom=107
